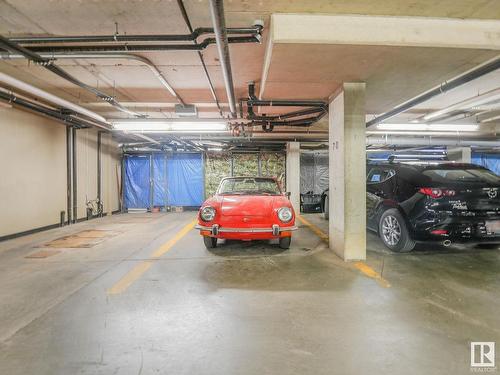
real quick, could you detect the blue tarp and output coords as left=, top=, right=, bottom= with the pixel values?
left=167, top=153, right=204, bottom=206
left=124, top=153, right=204, bottom=209
left=472, top=153, right=500, bottom=176
left=124, top=155, right=151, bottom=209
left=153, top=153, right=168, bottom=206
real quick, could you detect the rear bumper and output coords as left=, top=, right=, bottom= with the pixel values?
left=195, top=223, right=297, bottom=239
left=412, top=217, right=500, bottom=243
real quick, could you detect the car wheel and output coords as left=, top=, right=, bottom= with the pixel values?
left=378, top=209, right=415, bottom=252
left=323, top=195, right=329, bottom=220
left=203, top=236, right=217, bottom=249
left=279, top=236, right=291, bottom=249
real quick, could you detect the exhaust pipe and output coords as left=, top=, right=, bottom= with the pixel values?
left=442, top=240, right=452, bottom=247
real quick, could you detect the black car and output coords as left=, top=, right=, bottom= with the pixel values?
left=322, top=163, right=500, bottom=252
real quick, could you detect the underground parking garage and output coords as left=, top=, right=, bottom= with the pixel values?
left=0, top=1, right=500, bottom=374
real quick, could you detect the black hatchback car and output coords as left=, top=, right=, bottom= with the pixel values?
left=323, top=163, right=500, bottom=252
left=367, top=162, right=500, bottom=251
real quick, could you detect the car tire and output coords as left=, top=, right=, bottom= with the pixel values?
left=279, top=236, right=291, bottom=249
left=323, top=195, right=329, bottom=220
left=378, top=209, right=415, bottom=252
left=203, top=236, right=217, bottom=249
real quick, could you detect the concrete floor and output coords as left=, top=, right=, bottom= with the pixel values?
left=0, top=212, right=499, bottom=375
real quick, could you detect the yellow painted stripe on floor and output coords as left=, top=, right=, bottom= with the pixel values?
left=296, top=215, right=329, bottom=242
left=298, top=215, right=390, bottom=288
left=108, top=219, right=197, bottom=295
left=353, top=262, right=391, bottom=288
left=108, top=261, right=153, bottom=295
left=151, top=219, right=197, bottom=258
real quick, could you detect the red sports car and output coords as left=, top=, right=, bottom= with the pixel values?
left=195, top=177, right=297, bottom=249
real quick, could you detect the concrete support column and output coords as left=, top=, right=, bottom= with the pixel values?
left=460, top=147, right=472, bottom=163
left=329, top=83, right=366, bottom=261
left=447, top=147, right=472, bottom=163
left=286, top=142, right=300, bottom=212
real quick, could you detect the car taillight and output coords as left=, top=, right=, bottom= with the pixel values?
left=431, top=229, right=448, bottom=235
left=419, top=188, right=456, bottom=198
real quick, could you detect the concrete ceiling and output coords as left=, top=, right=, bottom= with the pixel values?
left=0, top=0, right=499, bottom=130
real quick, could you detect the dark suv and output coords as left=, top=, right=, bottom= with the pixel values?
left=323, top=163, right=500, bottom=252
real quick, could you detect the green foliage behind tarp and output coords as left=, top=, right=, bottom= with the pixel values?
left=205, top=153, right=231, bottom=198
left=233, top=153, right=259, bottom=177
left=260, top=152, right=286, bottom=179
left=204, top=152, right=286, bottom=198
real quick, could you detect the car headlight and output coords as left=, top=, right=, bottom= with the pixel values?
left=200, top=206, right=216, bottom=221
left=277, top=207, right=293, bottom=223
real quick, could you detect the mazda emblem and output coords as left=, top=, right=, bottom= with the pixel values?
left=487, top=189, right=498, bottom=199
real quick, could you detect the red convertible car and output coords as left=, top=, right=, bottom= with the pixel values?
left=195, top=177, right=297, bottom=249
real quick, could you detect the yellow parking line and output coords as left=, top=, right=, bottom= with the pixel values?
left=151, top=219, right=197, bottom=258
left=353, top=262, right=391, bottom=288
left=108, top=261, right=154, bottom=295
left=296, top=215, right=329, bottom=242
left=297, top=215, right=390, bottom=288
left=108, top=219, right=197, bottom=295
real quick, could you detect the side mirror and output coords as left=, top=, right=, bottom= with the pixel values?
left=285, top=192, right=291, bottom=199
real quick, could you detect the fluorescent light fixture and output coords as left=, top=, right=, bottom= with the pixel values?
left=376, top=123, right=479, bottom=132
left=367, top=131, right=477, bottom=136
left=111, top=119, right=228, bottom=133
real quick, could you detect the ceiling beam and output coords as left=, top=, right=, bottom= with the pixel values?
left=270, top=14, right=500, bottom=50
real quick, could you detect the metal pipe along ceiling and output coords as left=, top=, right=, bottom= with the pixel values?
left=366, top=136, right=500, bottom=147
left=11, top=36, right=259, bottom=53
left=176, top=0, right=223, bottom=116
left=0, top=89, right=111, bottom=130
left=0, top=52, right=185, bottom=105
left=8, top=26, right=261, bottom=44
left=0, top=72, right=108, bottom=124
left=366, top=56, right=500, bottom=127
left=0, top=35, right=143, bottom=118
left=208, top=0, right=237, bottom=117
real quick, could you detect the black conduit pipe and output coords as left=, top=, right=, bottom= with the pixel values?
left=250, top=107, right=326, bottom=121
left=246, top=99, right=327, bottom=107
left=10, top=26, right=261, bottom=44
left=97, top=131, right=103, bottom=209
left=72, top=128, right=78, bottom=223
left=0, top=35, right=144, bottom=118
left=0, top=90, right=106, bottom=129
left=11, top=36, right=259, bottom=54
left=366, top=57, right=500, bottom=127
left=66, top=126, right=73, bottom=226
left=243, top=83, right=328, bottom=130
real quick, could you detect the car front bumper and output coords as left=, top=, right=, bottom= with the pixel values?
left=195, top=223, right=298, bottom=239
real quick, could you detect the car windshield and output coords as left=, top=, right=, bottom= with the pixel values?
left=422, top=168, right=500, bottom=184
left=218, top=178, right=281, bottom=195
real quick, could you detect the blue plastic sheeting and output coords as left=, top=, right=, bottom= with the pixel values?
left=167, top=153, right=204, bottom=206
left=153, top=154, right=168, bottom=206
left=472, top=153, right=500, bottom=175
left=124, top=155, right=151, bottom=209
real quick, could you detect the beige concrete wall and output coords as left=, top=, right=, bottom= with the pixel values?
left=0, top=107, right=121, bottom=238
left=75, top=128, right=98, bottom=220
left=101, top=133, right=121, bottom=214
left=75, top=128, right=121, bottom=220
left=0, top=107, right=66, bottom=237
